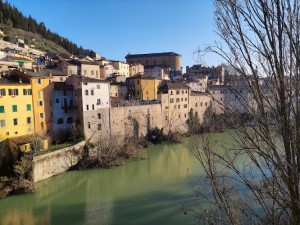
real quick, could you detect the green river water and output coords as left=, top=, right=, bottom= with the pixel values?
left=0, top=133, right=233, bottom=225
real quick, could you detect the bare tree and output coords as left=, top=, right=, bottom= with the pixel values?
left=186, top=0, right=300, bottom=224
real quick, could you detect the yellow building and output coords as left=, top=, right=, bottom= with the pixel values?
left=0, top=76, right=35, bottom=140
left=127, top=75, right=162, bottom=101
left=11, top=70, right=53, bottom=136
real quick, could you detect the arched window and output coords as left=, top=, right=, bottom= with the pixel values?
left=57, top=118, right=64, bottom=124
left=67, top=117, right=73, bottom=124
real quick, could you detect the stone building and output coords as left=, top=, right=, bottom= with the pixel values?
left=125, top=52, right=182, bottom=79
left=158, top=82, right=190, bottom=134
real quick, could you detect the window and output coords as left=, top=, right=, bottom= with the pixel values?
left=8, top=89, right=18, bottom=96
left=85, top=90, right=89, bottom=95
left=165, top=116, right=168, bottom=120
left=27, top=117, right=31, bottom=124
left=12, top=105, right=17, bottom=112
left=0, top=120, right=5, bottom=127
left=185, top=98, right=187, bottom=101
left=195, top=112, right=198, bottom=117
left=0, top=106, right=4, bottom=113
left=184, top=104, right=188, bottom=108
left=39, top=113, right=44, bottom=118
left=176, top=98, right=180, bottom=102
left=98, top=113, right=101, bottom=119
left=181, top=98, right=183, bottom=101
left=178, top=114, right=181, bottom=119
left=26, top=104, right=31, bottom=111
left=137, top=80, right=140, bottom=85
left=63, top=90, right=67, bottom=96
left=184, top=113, right=187, bottom=118
left=67, top=117, right=73, bottom=123
left=170, top=91, right=173, bottom=95
left=170, top=98, right=174, bottom=103
left=13, top=118, right=18, bottom=125
left=200, top=102, right=203, bottom=107
left=86, top=105, right=89, bottom=110
left=174, top=105, right=177, bottom=109
left=178, top=105, right=181, bottom=109
left=84, top=70, right=87, bottom=75
left=23, top=89, right=32, bottom=95
left=205, top=102, right=208, bottom=106
left=57, top=118, right=63, bottom=124
left=97, top=99, right=101, bottom=105
left=38, top=91, right=43, bottom=99
left=195, top=103, right=198, bottom=107
left=38, top=101, right=43, bottom=106
left=91, top=70, right=94, bottom=76
left=176, top=90, right=180, bottom=95
left=96, top=71, right=99, bottom=78
left=137, top=91, right=140, bottom=95
left=0, top=89, right=5, bottom=96
left=98, top=124, right=102, bottom=130
left=92, top=104, right=95, bottom=110
left=182, top=91, right=184, bottom=94
left=97, top=85, right=100, bottom=89
left=91, top=90, right=94, bottom=95
left=88, top=122, right=91, bottom=129
left=36, top=79, right=42, bottom=84
left=56, top=99, right=59, bottom=103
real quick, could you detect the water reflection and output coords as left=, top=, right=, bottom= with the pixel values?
left=0, top=134, right=233, bottom=225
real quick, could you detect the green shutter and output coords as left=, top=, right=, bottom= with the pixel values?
left=26, top=104, right=31, bottom=111
left=12, top=105, right=17, bottom=112
left=0, top=106, right=4, bottom=113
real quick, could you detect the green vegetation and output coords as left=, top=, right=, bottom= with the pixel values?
left=0, top=0, right=83, bottom=54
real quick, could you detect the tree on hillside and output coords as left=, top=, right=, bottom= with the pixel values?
left=185, top=0, right=300, bottom=224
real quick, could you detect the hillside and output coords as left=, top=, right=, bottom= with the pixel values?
left=0, top=0, right=83, bottom=55
left=5, top=27, right=70, bottom=54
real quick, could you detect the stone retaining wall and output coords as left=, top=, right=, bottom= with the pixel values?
left=32, top=141, right=85, bottom=182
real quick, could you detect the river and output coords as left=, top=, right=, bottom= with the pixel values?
left=0, top=132, right=233, bottom=225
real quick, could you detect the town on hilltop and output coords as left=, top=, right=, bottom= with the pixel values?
left=0, top=34, right=251, bottom=173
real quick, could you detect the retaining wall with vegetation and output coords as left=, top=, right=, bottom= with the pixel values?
left=32, top=141, right=85, bottom=182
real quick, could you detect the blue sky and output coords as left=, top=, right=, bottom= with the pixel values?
left=7, top=0, right=223, bottom=70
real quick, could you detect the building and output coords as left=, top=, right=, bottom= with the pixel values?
left=144, top=65, right=171, bottom=80
left=127, top=75, right=162, bottom=101
left=125, top=52, right=182, bottom=79
left=11, top=69, right=53, bottom=136
left=51, top=82, right=78, bottom=142
left=111, top=61, right=130, bottom=77
left=0, top=75, right=35, bottom=140
left=158, top=82, right=190, bottom=133
left=65, top=75, right=110, bottom=142
left=129, top=63, right=144, bottom=77
left=189, top=92, right=212, bottom=123
left=67, top=60, right=101, bottom=79
left=100, top=63, right=116, bottom=79
left=110, top=82, right=129, bottom=98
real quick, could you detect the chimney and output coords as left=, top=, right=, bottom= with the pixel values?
left=33, top=68, right=36, bottom=72
left=19, top=78, right=22, bottom=83
left=49, top=73, right=52, bottom=77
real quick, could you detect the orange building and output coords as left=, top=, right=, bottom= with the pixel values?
left=11, top=70, right=53, bottom=136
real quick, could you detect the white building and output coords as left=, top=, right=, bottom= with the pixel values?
left=65, top=75, right=111, bottom=142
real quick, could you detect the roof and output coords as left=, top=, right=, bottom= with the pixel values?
left=71, top=75, right=109, bottom=83
left=126, top=74, right=162, bottom=80
left=0, top=75, right=30, bottom=85
left=14, top=70, right=50, bottom=78
left=68, top=59, right=101, bottom=66
left=53, top=82, right=73, bottom=90
left=110, top=82, right=129, bottom=86
left=207, top=85, right=231, bottom=90
left=190, top=91, right=210, bottom=96
left=36, top=68, right=67, bottom=77
left=125, top=52, right=181, bottom=58
left=158, top=82, right=190, bottom=93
